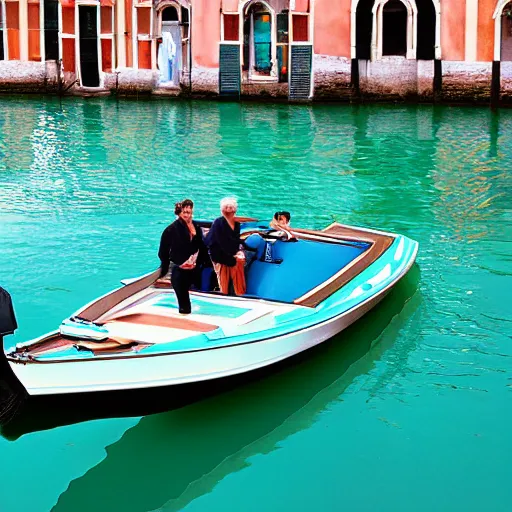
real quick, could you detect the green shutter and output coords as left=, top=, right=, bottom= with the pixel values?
left=219, top=44, right=241, bottom=97
left=289, top=45, right=312, bottom=100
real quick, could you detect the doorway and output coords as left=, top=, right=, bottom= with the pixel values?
left=158, top=5, right=183, bottom=84
left=382, top=0, right=407, bottom=56
left=243, top=3, right=273, bottom=78
left=79, top=5, right=100, bottom=87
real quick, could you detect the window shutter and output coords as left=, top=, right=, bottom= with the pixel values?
left=289, top=45, right=312, bottom=100
left=219, top=44, right=241, bottom=97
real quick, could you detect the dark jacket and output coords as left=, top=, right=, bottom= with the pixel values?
left=158, top=219, right=207, bottom=276
left=0, top=287, right=17, bottom=336
left=205, top=216, right=242, bottom=267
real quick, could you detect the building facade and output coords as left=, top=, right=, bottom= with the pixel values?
left=0, top=0, right=511, bottom=102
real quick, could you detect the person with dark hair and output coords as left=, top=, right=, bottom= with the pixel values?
left=158, top=199, right=207, bottom=314
left=272, top=211, right=291, bottom=228
left=270, top=210, right=296, bottom=241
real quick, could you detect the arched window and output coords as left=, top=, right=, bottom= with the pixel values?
left=243, top=2, right=274, bottom=77
left=355, top=0, right=374, bottom=60
left=238, top=0, right=278, bottom=81
left=493, top=0, right=512, bottom=60
left=372, top=0, right=417, bottom=60
left=162, top=6, right=179, bottom=22
left=416, top=0, right=436, bottom=60
left=353, top=0, right=439, bottom=60
left=382, top=0, right=407, bottom=56
left=501, top=2, right=512, bottom=60
left=155, top=1, right=191, bottom=85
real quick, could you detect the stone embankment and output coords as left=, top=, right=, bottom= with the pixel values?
left=0, top=60, right=509, bottom=104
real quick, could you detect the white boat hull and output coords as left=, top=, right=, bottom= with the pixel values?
left=9, top=290, right=388, bottom=396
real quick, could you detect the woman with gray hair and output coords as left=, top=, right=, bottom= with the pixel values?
left=205, top=197, right=246, bottom=295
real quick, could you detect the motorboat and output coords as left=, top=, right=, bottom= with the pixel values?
left=2, top=220, right=418, bottom=396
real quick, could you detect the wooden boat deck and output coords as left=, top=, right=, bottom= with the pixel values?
left=293, top=223, right=395, bottom=307
left=15, top=291, right=302, bottom=360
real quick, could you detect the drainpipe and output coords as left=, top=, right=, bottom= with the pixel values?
left=115, top=70, right=120, bottom=96
left=57, top=59, right=63, bottom=96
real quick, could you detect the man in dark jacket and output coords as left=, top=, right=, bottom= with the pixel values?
left=0, top=287, right=17, bottom=338
left=158, top=199, right=207, bottom=314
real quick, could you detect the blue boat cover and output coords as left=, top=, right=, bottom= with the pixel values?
left=245, top=239, right=368, bottom=303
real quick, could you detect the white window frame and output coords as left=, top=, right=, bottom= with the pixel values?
left=221, top=11, right=240, bottom=43
left=99, top=3, right=115, bottom=72
left=36, top=0, right=64, bottom=63
left=156, top=0, right=190, bottom=76
left=372, top=0, right=417, bottom=60
left=493, top=0, right=512, bottom=60
left=1, top=0, right=7, bottom=60
left=274, top=10, right=290, bottom=82
left=239, top=0, right=278, bottom=82
left=289, top=11, right=310, bottom=43
left=75, top=1, right=103, bottom=88
left=59, top=1, right=74, bottom=70
left=351, top=0, right=441, bottom=61
left=156, top=0, right=185, bottom=36
left=133, top=1, right=153, bottom=69
left=219, top=10, right=242, bottom=89
left=289, top=8, right=314, bottom=98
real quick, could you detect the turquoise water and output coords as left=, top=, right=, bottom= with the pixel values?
left=0, top=97, right=511, bottom=511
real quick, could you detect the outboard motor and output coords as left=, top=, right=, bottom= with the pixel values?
left=0, top=287, right=25, bottom=424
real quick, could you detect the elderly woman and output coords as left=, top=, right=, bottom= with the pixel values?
left=158, top=199, right=207, bottom=314
left=205, top=197, right=246, bottom=296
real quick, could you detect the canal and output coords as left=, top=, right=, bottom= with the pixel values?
left=0, top=97, right=511, bottom=511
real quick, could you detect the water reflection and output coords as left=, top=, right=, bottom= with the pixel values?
left=1, top=100, right=509, bottom=229
left=0, top=267, right=420, bottom=511
left=432, top=108, right=507, bottom=248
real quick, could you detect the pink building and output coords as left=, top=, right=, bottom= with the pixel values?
left=0, top=0, right=512, bottom=102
